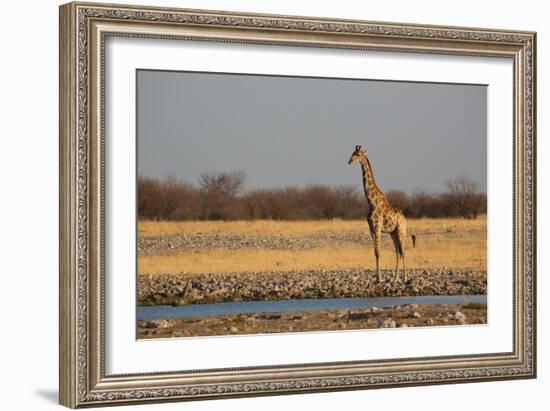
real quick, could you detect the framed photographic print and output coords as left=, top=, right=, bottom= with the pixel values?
left=59, top=1, right=536, bottom=408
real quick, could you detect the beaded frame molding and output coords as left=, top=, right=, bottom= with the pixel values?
left=59, top=2, right=536, bottom=408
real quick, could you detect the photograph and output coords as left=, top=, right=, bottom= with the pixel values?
left=136, top=70, right=488, bottom=339
left=56, top=1, right=536, bottom=407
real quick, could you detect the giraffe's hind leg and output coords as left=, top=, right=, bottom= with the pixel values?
left=397, top=224, right=407, bottom=282
left=390, top=231, right=401, bottom=283
left=401, top=249, right=406, bottom=282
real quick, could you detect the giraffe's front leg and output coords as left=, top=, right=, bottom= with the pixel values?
left=373, top=230, right=382, bottom=282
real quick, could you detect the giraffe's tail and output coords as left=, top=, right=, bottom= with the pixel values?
left=410, top=233, right=417, bottom=248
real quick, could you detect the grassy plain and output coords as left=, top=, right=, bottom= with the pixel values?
left=138, top=217, right=486, bottom=275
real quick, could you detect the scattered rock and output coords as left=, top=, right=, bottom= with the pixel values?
left=138, top=269, right=487, bottom=306
left=143, top=321, right=157, bottom=329
left=157, top=319, right=171, bottom=328
left=377, top=318, right=396, bottom=328
left=347, top=312, right=370, bottom=321
left=453, top=311, right=467, bottom=324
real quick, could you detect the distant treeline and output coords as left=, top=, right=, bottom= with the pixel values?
left=138, top=171, right=486, bottom=221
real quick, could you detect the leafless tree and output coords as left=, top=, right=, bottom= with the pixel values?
left=198, top=170, right=245, bottom=196
left=197, top=171, right=246, bottom=220
left=445, top=176, right=485, bottom=219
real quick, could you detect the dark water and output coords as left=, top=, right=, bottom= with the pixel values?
left=137, top=295, right=487, bottom=321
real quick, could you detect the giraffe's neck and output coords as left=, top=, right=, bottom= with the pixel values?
left=359, top=154, right=384, bottom=208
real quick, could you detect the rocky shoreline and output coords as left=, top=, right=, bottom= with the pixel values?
left=138, top=268, right=486, bottom=306
left=138, top=302, right=487, bottom=339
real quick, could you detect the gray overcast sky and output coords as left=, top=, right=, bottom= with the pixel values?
left=137, top=70, right=486, bottom=193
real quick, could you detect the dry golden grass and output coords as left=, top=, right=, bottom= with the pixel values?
left=138, top=217, right=486, bottom=275
left=138, top=216, right=485, bottom=237
left=139, top=219, right=366, bottom=237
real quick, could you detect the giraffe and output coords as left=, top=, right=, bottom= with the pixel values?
left=348, top=145, right=410, bottom=283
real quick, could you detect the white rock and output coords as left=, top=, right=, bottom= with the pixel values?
left=157, top=319, right=171, bottom=328
left=377, top=319, right=396, bottom=328
left=453, top=311, right=467, bottom=324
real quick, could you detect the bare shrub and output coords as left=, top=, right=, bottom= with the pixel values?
left=334, top=186, right=367, bottom=219
left=407, top=190, right=434, bottom=218
left=138, top=172, right=486, bottom=221
left=138, top=176, right=200, bottom=220
left=386, top=190, right=408, bottom=212
left=445, top=176, right=486, bottom=219
left=137, top=177, right=163, bottom=220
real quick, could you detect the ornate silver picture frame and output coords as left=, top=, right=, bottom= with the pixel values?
left=59, top=1, right=536, bottom=408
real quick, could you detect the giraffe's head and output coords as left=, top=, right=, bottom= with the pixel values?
left=348, top=145, right=365, bottom=165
